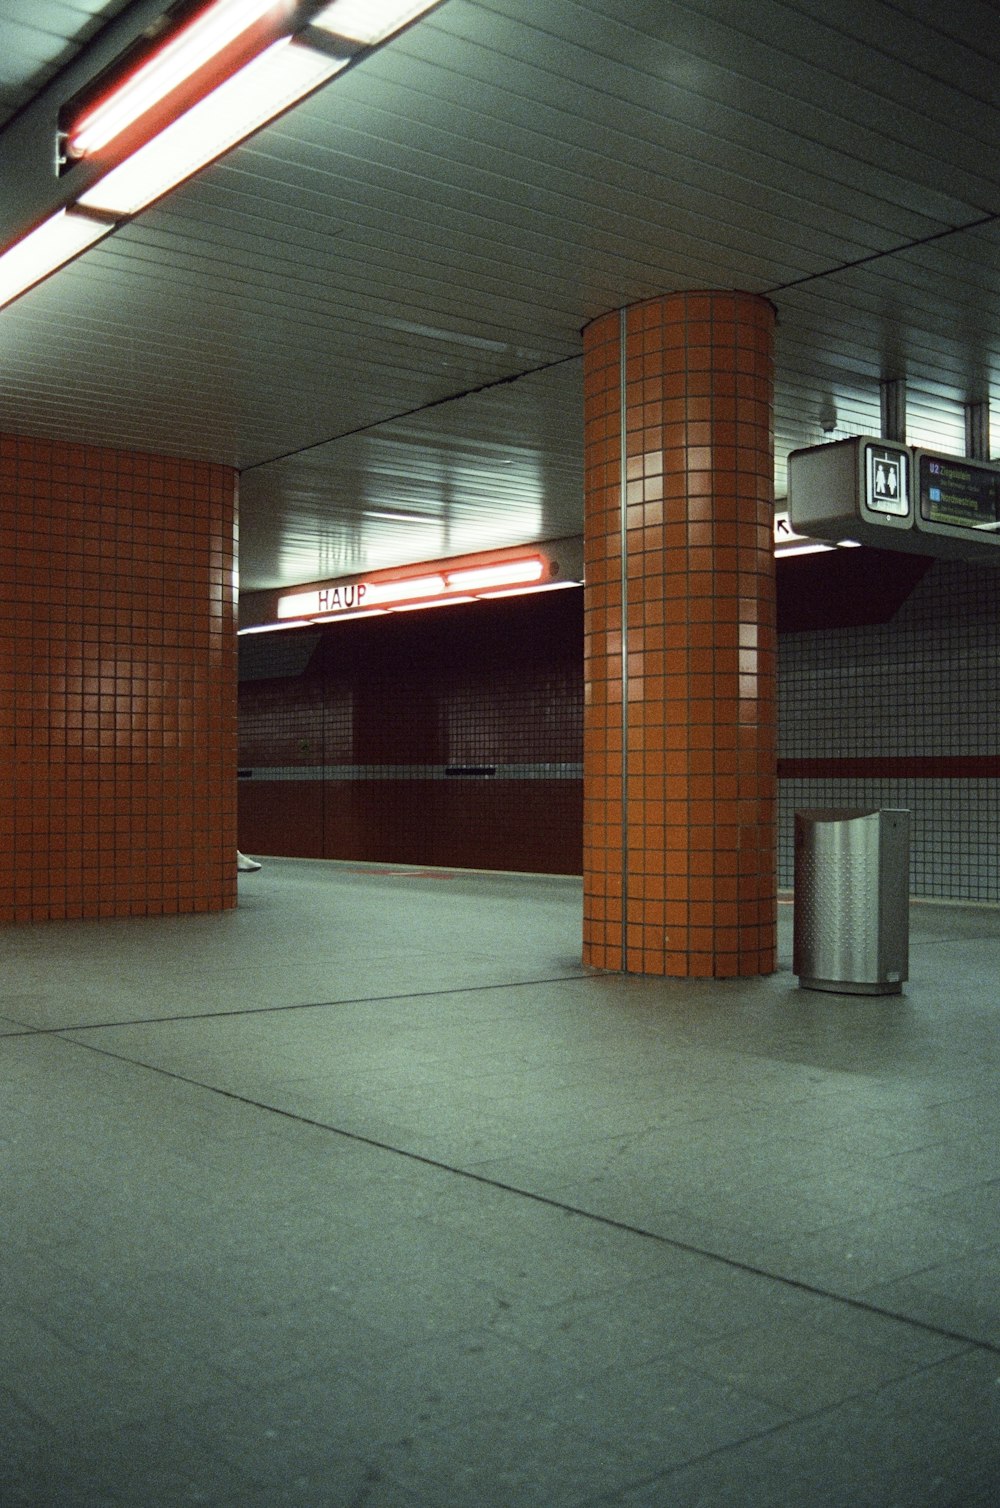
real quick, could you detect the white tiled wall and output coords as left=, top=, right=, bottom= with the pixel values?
left=778, top=561, right=1000, bottom=900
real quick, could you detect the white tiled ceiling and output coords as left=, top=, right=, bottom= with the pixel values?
left=0, top=0, right=997, bottom=589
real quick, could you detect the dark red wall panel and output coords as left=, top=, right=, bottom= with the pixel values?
left=238, top=590, right=584, bottom=875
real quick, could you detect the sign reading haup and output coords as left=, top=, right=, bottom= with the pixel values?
left=316, top=583, right=368, bottom=611
left=274, top=554, right=553, bottom=623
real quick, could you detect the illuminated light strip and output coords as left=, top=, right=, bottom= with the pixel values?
left=0, top=209, right=111, bottom=311
left=776, top=542, right=836, bottom=557
left=67, top=0, right=282, bottom=159
left=274, top=573, right=447, bottom=619
left=0, top=0, right=441, bottom=311
left=278, top=593, right=320, bottom=619
left=276, top=589, right=364, bottom=618
left=311, top=0, right=438, bottom=45
left=277, top=558, right=547, bottom=620
left=391, top=595, right=475, bottom=612
left=307, top=607, right=386, bottom=622
left=773, top=509, right=861, bottom=558
left=261, top=572, right=581, bottom=633
left=776, top=540, right=862, bottom=557
left=238, top=618, right=313, bottom=634
left=77, top=39, right=347, bottom=216
left=480, top=579, right=580, bottom=599
left=446, top=558, right=545, bottom=591
left=356, top=573, right=446, bottom=606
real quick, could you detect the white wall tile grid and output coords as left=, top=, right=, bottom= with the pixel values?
left=778, top=561, right=1000, bottom=899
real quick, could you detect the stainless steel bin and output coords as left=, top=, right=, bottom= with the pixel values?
left=793, top=809, right=910, bottom=995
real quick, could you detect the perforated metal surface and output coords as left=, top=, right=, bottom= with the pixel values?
left=793, top=809, right=910, bottom=993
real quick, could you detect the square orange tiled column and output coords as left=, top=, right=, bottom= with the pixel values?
left=583, top=292, right=777, bottom=977
left=0, top=433, right=237, bottom=922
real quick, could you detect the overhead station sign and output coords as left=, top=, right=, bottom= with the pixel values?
left=276, top=557, right=546, bottom=621
left=789, top=437, right=1000, bottom=562
left=916, top=451, right=1000, bottom=552
left=866, top=444, right=909, bottom=517
left=788, top=436, right=912, bottom=548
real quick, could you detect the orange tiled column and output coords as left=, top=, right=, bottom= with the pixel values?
left=582, top=292, right=777, bottom=977
left=0, top=432, right=238, bottom=921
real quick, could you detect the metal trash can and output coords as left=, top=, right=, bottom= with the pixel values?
left=793, top=809, right=910, bottom=995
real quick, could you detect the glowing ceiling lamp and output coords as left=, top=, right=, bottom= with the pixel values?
left=0, top=0, right=444, bottom=311
left=239, top=618, right=313, bottom=633
left=392, top=595, right=475, bottom=611
left=363, top=573, right=447, bottom=606
left=78, top=37, right=346, bottom=216
left=66, top=0, right=284, bottom=160
left=311, top=1, right=439, bottom=45
left=775, top=540, right=862, bottom=558
left=0, top=209, right=111, bottom=311
left=481, top=579, right=579, bottom=599
left=270, top=554, right=567, bottom=629
left=446, top=558, right=545, bottom=592
left=776, top=541, right=835, bottom=558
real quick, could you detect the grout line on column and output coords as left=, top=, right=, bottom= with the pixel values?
left=619, top=305, right=630, bottom=969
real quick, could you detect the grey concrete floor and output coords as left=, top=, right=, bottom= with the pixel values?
left=2, top=858, right=999, bottom=1506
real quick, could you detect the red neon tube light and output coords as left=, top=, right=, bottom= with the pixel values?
left=66, top=0, right=284, bottom=161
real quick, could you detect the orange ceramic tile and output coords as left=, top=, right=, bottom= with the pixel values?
left=0, top=431, right=237, bottom=924
left=583, top=292, right=776, bottom=979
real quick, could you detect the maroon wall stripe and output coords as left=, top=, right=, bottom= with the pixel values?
left=779, top=757, right=1000, bottom=779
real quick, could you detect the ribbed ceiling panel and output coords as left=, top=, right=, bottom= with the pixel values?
left=0, top=0, right=996, bottom=588
left=0, top=0, right=135, bottom=128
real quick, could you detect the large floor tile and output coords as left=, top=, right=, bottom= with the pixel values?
left=3, top=862, right=999, bottom=1505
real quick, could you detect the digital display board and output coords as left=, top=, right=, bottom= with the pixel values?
left=919, top=454, right=1000, bottom=531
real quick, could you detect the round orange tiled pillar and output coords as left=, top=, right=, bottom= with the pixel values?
left=582, top=291, right=777, bottom=978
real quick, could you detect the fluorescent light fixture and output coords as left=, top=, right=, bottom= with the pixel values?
left=311, top=0, right=438, bottom=44
left=391, top=595, right=475, bottom=612
left=277, top=590, right=323, bottom=618
left=446, top=558, right=545, bottom=592
left=237, top=618, right=313, bottom=634
left=78, top=38, right=346, bottom=216
left=481, top=580, right=581, bottom=599
left=67, top=0, right=282, bottom=159
left=309, top=607, right=386, bottom=622
left=364, top=574, right=446, bottom=606
left=276, top=587, right=372, bottom=617
left=776, top=541, right=836, bottom=558
left=271, top=552, right=573, bottom=630
left=0, top=209, right=110, bottom=310
left=277, top=573, right=446, bottom=618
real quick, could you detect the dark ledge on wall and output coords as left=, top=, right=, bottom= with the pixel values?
left=777, top=547, right=933, bottom=633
